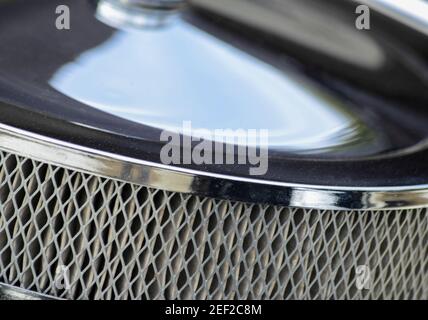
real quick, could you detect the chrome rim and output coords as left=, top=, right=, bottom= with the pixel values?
left=0, top=123, right=428, bottom=210
left=0, top=283, right=57, bottom=300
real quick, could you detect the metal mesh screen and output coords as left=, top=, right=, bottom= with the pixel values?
left=0, top=149, right=427, bottom=300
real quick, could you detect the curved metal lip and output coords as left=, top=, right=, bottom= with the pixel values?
left=0, top=283, right=58, bottom=300
left=1, top=122, right=428, bottom=211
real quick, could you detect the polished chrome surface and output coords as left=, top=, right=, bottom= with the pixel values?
left=116, top=0, right=187, bottom=10
left=0, top=1, right=427, bottom=301
left=191, top=0, right=385, bottom=69
left=359, top=0, right=428, bottom=35
left=1, top=0, right=428, bottom=186
left=0, top=283, right=56, bottom=300
left=1, top=123, right=428, bottom=210
left=50, top=10, right=378, bottom=153
left=97, top=0, right=184, bottom=28
left=50, top=0, right=390, bottom=156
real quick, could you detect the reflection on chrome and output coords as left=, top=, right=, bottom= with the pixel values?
left=96, top=0, right=183, bottom=29
left=1, top=123, right=428, bottom=211
left=359, top=0, right=428, bottom=35
left=0, top=283, right=56, bottom=300
left=49, top=16, right=378, bottom=154
left=191, top=0, right=385, bottom=69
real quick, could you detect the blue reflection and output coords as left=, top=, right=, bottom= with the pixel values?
left=49, top=18, right=372, bottom=151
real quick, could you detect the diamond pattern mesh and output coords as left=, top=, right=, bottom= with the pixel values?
left=0, top=149, right=427, bottom=300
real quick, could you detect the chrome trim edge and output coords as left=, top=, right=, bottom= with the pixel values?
left=0, top=123, right=428, bottom=210
left=0, top=283, right=58, bottom=300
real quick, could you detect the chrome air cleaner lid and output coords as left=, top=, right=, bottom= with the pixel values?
left=54, top=0, right=385, bottom=156
left=1, top=0, right=428, bottom=188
